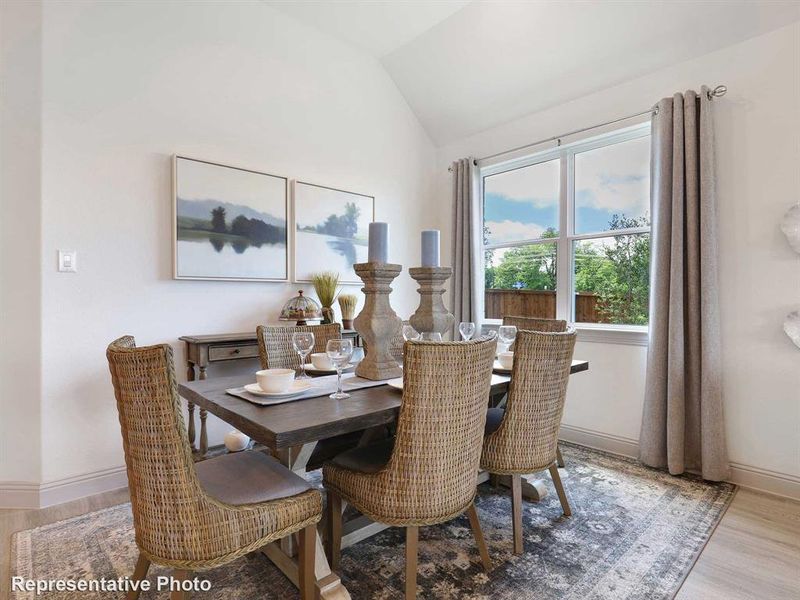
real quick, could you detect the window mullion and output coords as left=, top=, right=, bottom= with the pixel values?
left=556, top=150, right=571, bottom=322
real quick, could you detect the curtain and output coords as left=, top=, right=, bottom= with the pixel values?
left=639, top=87, right=729, bottom=481
left=450, top=158, right=482, bottom=335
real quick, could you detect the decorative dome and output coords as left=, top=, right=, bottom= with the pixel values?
left=280, top=290, right=323, bottom=325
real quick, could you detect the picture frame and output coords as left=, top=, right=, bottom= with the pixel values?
left=173, top=155, right=289, bottom=281
left=292, top=181, right=375, bottom=284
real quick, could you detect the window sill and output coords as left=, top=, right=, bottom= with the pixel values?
left=481, top=321, right=648, bottom=347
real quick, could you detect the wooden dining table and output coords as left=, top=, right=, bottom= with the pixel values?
left=178, top=359, right=588, bottom=598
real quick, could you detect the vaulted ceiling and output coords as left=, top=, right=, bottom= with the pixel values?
left=266, top=1, right=800, bottom=146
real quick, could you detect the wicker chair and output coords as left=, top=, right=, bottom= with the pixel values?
left=256, top=323, right=342, bottom=370
left=107, top=336, right=322, bottom=600
left=502, top=315, right=568, bottom=468
left=481, top=329, right=577, bottom=554
left=323, top=338, right=497, bottom=598
left=389, top=320, right=408, bottom=363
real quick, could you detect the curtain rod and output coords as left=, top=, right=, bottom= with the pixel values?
left=448, top=85, right=727, bottom=170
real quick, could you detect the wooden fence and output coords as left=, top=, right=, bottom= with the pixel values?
left=484, top=289, right=606, bottom=323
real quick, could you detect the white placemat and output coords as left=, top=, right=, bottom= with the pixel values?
left=226, top=373, right=389, bottom=406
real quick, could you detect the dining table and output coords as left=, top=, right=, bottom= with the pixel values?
left=178, top=359, right=588, bottom=598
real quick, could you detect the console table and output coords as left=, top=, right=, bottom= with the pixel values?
left=179, top=329, right=360, bottom=458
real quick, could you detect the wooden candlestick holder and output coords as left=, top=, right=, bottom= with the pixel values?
left=353, top=262, right=403, bottom=381
left=408, top=266, right=455, bottom=337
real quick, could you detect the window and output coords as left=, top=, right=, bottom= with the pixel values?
left=481, top=123, right=651, bottom=328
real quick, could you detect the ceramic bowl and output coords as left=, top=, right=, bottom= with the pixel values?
left=256, top=368, right=295, bottom=393
left=310, top=353, right=334, bottom=370
left=498, top=351, right=514, bottom=370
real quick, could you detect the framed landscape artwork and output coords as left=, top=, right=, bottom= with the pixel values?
left=173, top=156, right=288, bottom=281
left=293, top=181, right=374, bottom=284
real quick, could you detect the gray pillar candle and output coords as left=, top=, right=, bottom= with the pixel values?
left=420, top=229, right=440, bottom=267
left=368, top=222, right=389, bottom=264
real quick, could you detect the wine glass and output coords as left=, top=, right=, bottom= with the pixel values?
left=420, top=332, right=443, bottom=342
left=497, top=325, right=517, bottom=353
left=326, top=339, right=354, bottom=400
left=459, top=321, right=476, bottom=341
left=292, top=331, right=315, bottom=379
left=402, top=324, right=420, bottom=341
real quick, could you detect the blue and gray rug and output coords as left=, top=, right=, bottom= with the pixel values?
left=11, top=443, right=735, bottom=599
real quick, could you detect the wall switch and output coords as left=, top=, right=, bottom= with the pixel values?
left=58, top=250, right=77, bottom=272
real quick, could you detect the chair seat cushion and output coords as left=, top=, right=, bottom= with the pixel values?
left=328, top=438, right=395, bottom=473
left=195, top=450, right=311, bottom=505
left=485, top=407, right=505, bottom=436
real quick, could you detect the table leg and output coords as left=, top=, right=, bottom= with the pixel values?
left=198, top=366, right=208, bottom=458
left=263, top=441, right=351, bottom=599
left=186, top=362, right=197, bottom=453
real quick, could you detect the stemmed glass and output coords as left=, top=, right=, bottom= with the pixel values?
left=497, top=325, right=517, bottom=353
left=292, top=332, right=315, bottom=379
left=326, top=339, right=354, bottom=400
left=402, top=324, right=420, bottom=341
left=459, top=321, right=476, bottom=341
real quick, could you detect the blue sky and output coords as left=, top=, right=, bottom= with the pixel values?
left=484, top=136, right=650, bottom=245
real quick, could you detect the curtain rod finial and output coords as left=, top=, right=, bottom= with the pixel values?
left=708, top=85, right=727, bottom=99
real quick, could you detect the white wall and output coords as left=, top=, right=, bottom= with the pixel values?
left=436, top=22, right=800, bottom=495
left=11, top=0, right=435, bottom=489
left=0, top=0, right=43, bottom=494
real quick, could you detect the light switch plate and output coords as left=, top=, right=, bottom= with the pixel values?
left=58, top=250, right=77, bottom=272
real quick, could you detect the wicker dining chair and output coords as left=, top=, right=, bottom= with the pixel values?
left=256, top=323, right=342, bottom=370
left=481, top=329, right=577, bottom=554
left=323, top=338, right=496, bottom=599
left=501, top=315, right=569, bottom=468
left=107, top=336, right=322, bottom=600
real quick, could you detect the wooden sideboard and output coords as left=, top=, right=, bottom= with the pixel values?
left=179, top=329, right=361, bottom=458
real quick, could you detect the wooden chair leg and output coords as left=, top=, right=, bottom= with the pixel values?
left=556, top=445, right=565, bottom=468
left=170, top=570, right=192, bottom=600
left=297, top=523, right=316, bottom=600
left=489, top=473, right=500, bottom=488
left=126, top=553, right=150, bottom=600
left=326, top=489, right=343, bottom=571
left=465, top=503, right=492, bottom=571
left=511, top=474, right=523, bottom=555
left=549, top=465, right=572, bottom=516
left=405, top=526, right=419, bottom=599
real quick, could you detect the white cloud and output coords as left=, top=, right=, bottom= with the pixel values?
left=485, top=220, right=545, bottom=243
left=575, top=135, right=650, bottom=213
left=484, top=159, right=559, bottom=207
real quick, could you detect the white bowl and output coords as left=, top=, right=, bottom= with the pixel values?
left=498, top=351, right=514, bottom=370
left=256, top=368, right=295, bottom=393
left=310, top=352, right=333, bottom=370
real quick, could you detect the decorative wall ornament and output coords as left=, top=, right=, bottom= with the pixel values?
left=780, top=204, right=800, bottom=254
left=293, top=181, right=375, bottom=284
left=784, top=310, right=800, bottom=349
left=173, top=156, right=288, bottom=281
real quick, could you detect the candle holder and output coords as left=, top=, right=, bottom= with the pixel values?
left=409, top=266, right=454, bottom=337
left=353, top=262, right=403, bottom=380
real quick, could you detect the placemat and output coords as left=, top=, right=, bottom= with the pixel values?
left=226, top=373, right=390, bottom=406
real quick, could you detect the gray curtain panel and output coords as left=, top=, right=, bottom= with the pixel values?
left=450, top=158, right=482, bottom=334
left=640, top=87, right=729, bottom=481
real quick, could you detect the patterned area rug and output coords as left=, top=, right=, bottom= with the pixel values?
left=11, top=444, right=735, bottom=599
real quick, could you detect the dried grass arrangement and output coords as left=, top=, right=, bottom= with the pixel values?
left=338, top=294, right=358, bottom=329
left=311, top=271, right=339, bottom=324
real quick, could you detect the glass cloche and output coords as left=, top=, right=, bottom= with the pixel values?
left=279, top=290, right=323, bottom=326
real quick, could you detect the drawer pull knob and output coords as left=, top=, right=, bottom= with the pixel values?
left=232, top=348, right=241, bottom=354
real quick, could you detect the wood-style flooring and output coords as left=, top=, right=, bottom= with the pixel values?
left=1, top=487, right=798, bottom=599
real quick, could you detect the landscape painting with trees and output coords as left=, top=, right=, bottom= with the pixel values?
left=293, top=182, right=373, bottom=283
left=174, top=157, right=288, bottom=280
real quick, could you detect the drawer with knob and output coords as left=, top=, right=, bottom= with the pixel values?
left=208, top=343, right=260, bottom=362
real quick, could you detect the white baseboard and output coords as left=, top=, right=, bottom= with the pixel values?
left=559, top=424, right=800, bottom=500
left=0, top=466, right=128, bottom=509
left=0, top=482, right=40, bottom=509
left=559, top=423, right=639, bottom=458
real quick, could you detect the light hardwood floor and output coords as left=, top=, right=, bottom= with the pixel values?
left=2, top=487, right=798, bottom=599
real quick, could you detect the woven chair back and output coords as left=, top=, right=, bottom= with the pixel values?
left=256, top=323, right=342, bottom=369
left=502, top=315, right=567, bottom=333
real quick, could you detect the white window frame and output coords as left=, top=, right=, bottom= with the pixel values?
left=480, top=121, right=651, bottom=346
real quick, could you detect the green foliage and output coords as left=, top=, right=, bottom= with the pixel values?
left=230, top=214, right=285, bottom=245
left=485, top=216, right=650, bottom=325
left=210, top=206, right=227, bottom=233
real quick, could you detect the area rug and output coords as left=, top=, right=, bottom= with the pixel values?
left=11, top=443, right=735, bottom=599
